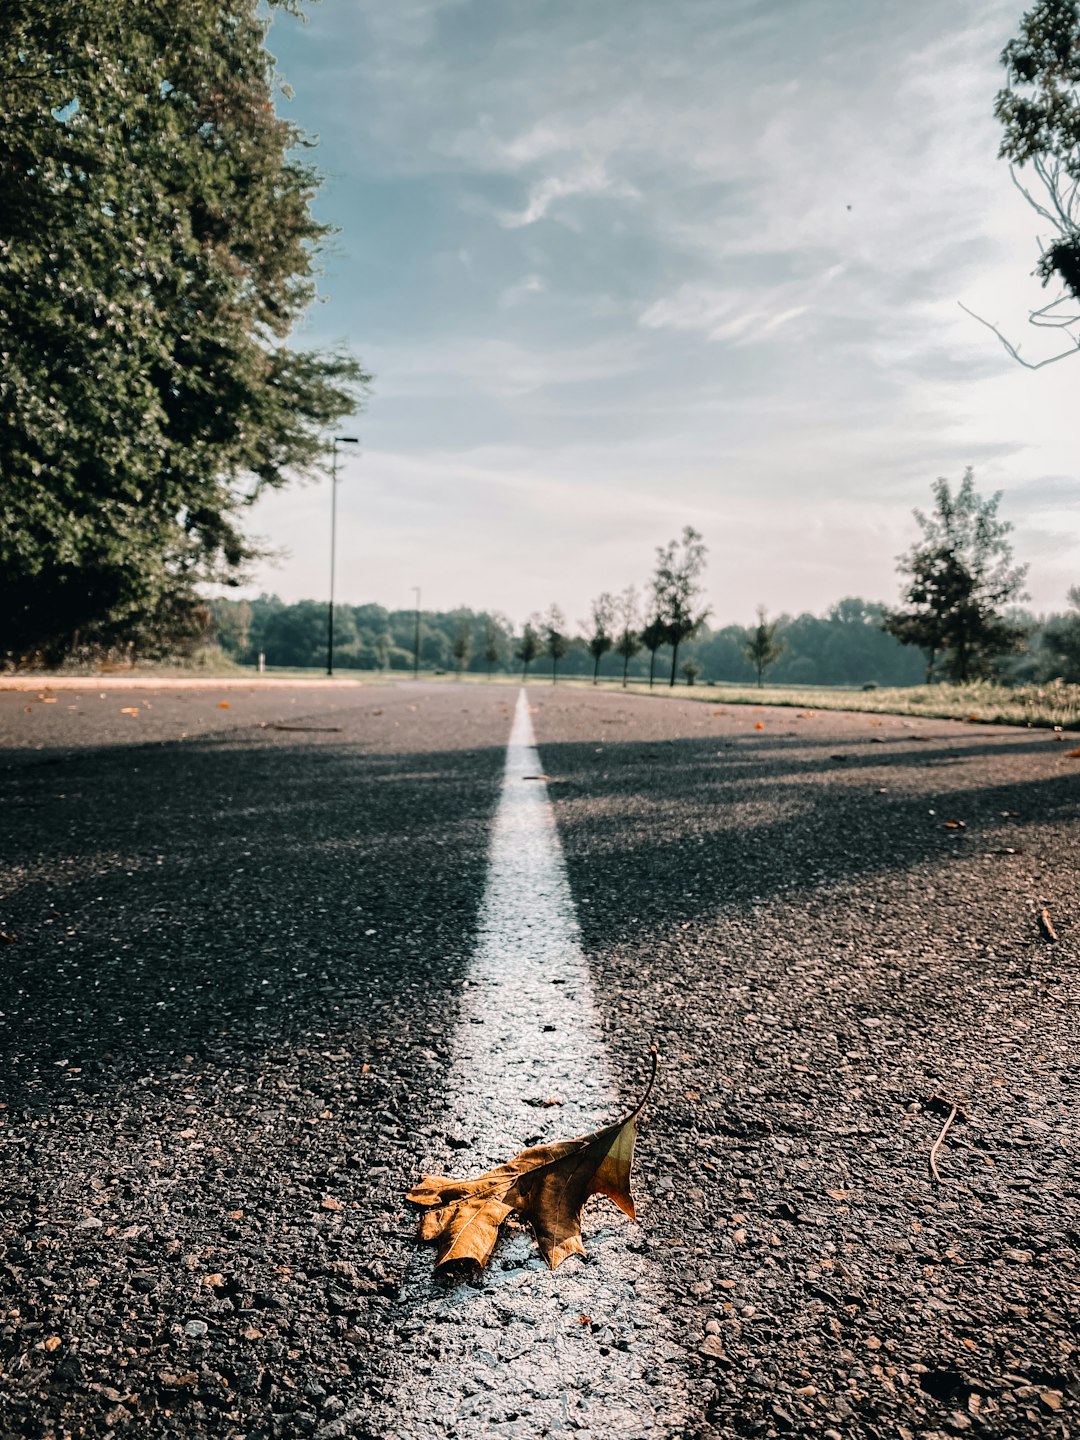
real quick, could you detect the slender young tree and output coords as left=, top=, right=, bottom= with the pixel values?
left=743, top=606, right=784, bottom=687
left=543, top=605, right=570, bottom=684
left=640, top=615, right=667, bottom=689
left=883, top=470, right=1028, bottom=682
left=681, top=657, right=702, bottom=686
left=613, top=585, right=643, bottom=687
left=515, top=618, right=541, bottom=680
left=652, top=526, right=710, bottom=686
left=451, top=619, right=471, bottom=679
left=584, top=592, right=616, bottom=683
left=482, top=615, right=503, bottom=678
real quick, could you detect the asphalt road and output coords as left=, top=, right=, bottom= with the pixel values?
left=1, top=681, right=1077, bottom=1439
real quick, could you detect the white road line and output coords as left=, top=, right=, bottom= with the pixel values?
left=379, top=689, right=686, bottom=1438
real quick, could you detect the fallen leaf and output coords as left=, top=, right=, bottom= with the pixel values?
left=1066, top=747, right=1080, bottom=758
left=228, top=1209, right=244, bottom=1220
left=942, top=820, right=966, bottom=829
left=44, top=1335, right=62, bottom=1352
left=409, top=1052, right=656, bottom=1272
left=217, top=701, right=230, bottom=709
left=826, top=1189, right=850, bottom=1201
left=321, top=1196, right=344, bottom=1211
left=42, top=697, right=57, bottom=704
left=754, top=722, right=765, bottom=730
left=120, top=707, right=140, bottom=717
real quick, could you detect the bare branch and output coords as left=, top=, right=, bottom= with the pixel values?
left=1028, top=295, right=1080, bottom=329
left=1010, top=164, right=1059, bottom=226
left=957, top=301, right=1080, bottom=369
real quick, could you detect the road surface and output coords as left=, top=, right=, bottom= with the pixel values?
left=1, top=681, right=1077, bottom=1438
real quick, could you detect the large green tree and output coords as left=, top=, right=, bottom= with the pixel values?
left=884, top=471, right=1028, bottom=682
left=0, top=0, right=368, bottom=664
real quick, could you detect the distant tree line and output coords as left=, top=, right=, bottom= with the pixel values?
left=208, top=590, right=1080, bottom=688
left=207, top=488, right=1075, bottom=687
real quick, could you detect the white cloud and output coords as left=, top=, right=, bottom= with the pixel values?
left=500, top=162, right=638, bottom=228
left=255, top=0, right=1080, bottom=618
left=499, top=273, right=545, bottom=307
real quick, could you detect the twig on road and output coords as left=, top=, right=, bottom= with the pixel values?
left=928, top=1105, right=960, bottom=1185
left=1038, top=907, right=1059, bottom=942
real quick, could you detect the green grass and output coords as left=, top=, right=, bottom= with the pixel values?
left=570, top=676, right=1080, bottom=729
left=21, top=657, right=1079, bottom=728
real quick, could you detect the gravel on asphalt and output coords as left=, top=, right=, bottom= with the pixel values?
left=1, top=682, right=1077, bottom=1439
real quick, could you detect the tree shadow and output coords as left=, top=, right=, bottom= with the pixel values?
left=0, top=731, right=506, bottom=1111
left=0, top=719, right=1073, bottom=1112
left=531, top=727, right=1079, bottom=951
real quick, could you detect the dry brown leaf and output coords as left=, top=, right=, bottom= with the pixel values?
left=1066, top=746, right=1080, bottom=758
left=408, top=1052, right=656, bottom=1272
left=120, top=707, right=140, bottom=717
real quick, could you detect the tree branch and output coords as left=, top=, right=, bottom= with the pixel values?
left=957, top=301, right=1080, bottom=369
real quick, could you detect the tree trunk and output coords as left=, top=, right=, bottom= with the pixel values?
left=648, top=649, right=655, bottom=688
left=622, top=652, right=629, bottom=687
left=593, top=652, right=600, bottom=684
left=669, top=640, right=679, bottom=687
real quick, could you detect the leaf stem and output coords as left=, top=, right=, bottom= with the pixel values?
left=628, top=1046, right=659, bottom=1120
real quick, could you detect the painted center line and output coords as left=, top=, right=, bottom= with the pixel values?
left=372, top=689, right=685, bottom=1438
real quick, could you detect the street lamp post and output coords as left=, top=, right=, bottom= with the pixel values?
left=327, top=436, right=359, bottom=677
left=412, top=585, right=421, bottom=679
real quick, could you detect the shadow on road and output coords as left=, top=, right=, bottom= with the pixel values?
left=2, top=716, right=1074, bottom=1112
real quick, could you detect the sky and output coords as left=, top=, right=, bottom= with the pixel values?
left=238, top=0, right=1079, bottom=623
